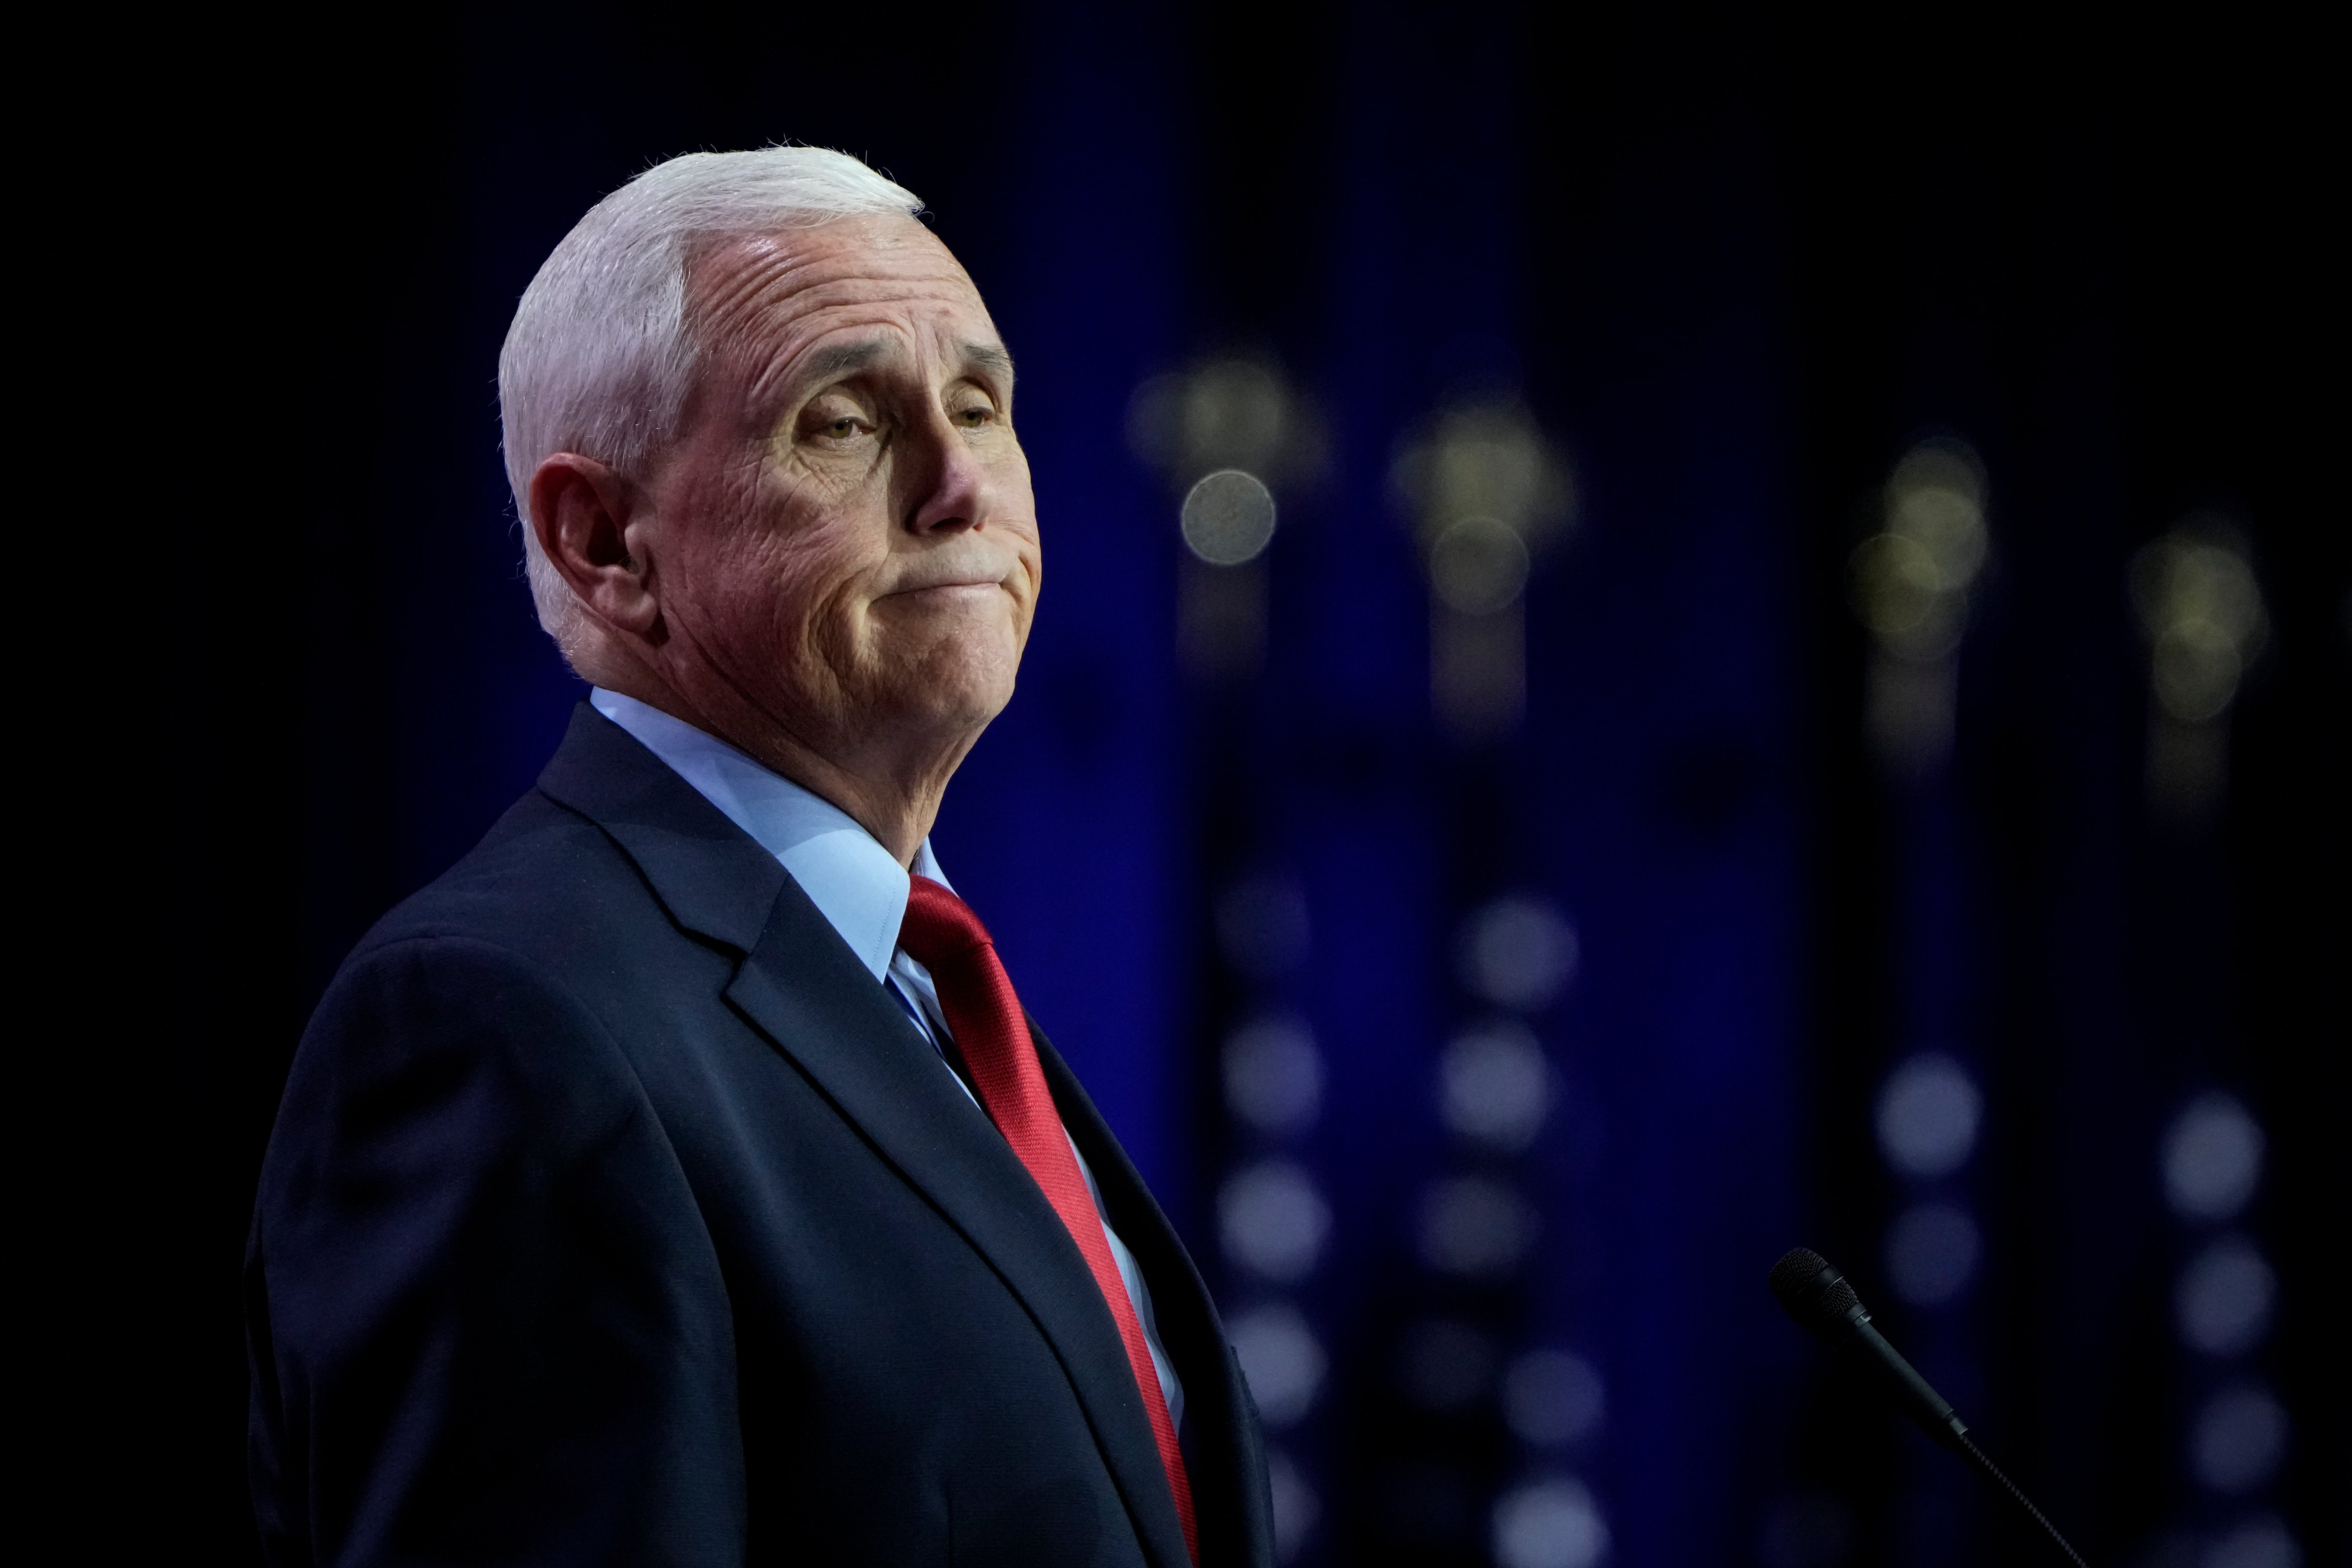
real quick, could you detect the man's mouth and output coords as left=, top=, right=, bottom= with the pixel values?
left=884, top=577, right=1005, bottom=604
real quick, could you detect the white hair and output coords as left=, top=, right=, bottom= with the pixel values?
left=498, top=147, right=924, bottom=645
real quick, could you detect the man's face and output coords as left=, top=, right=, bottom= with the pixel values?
left=649, top=214, right=1039, bottom=769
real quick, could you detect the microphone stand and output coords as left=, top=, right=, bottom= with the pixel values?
left=1773, top=1249, right=2090, bottom=1567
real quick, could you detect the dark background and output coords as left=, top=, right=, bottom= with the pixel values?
left=99, top=5, right=2343, bottom=1564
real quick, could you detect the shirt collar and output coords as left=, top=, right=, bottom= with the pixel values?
left=589, top=688, right=948, bottom=983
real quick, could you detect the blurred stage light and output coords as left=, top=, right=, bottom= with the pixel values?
left=2163, top=1093, right=2266, bottom=1223
left=1439, top=1022, right=1554, bottom=1151
left=1127, top=356, right=1312, bottom=486
left=1492, top=1477, right=1610, bottom=1568
left=1885, top=443, right=1989, bottom=576
left=1400, top=1318, right=1498, bottom=1411
left=1217, top=872, right=1311, bottom=978
left=1850, top=532, right=1968, bottom=660
left=1229, top=1304, right=1329, bottom=1426
left=1266, top=1450, right=1322, bottom=1564
left=1220, top=1160, right=1332, bottom=1282
left=1852, top=437, right=1989, bottom=775
left=2176, top=1236, right=2277, bottom=1357
left=2201, top=1515, right=2304, bottom=1568
left=1393, top=400, right=1573, bottom=740
left=1418, top=1175, right=1540, bottom=1277
left=1429, top=516, right=1532, bottom=614
left=2131, top=523, right=2268, bottom=724
left=1873, top=1050, right=1982, bottom=1179
left=1883, top=1200, right=1982, bottom=1307
left=1457, top=896, right=1580, bottom=1011
left=1391, top=402, right=1573, bottom=546
left=2190, top=1383, right=2289, bottom=1495
left=1181, top=469, right=1279, bottom=565
left=1223, top=1015, right=1324, bottom=1137
left=1130, top=355, right=1321, bottom=683
left=2131, top=519, right=2268, bottom=821
left=1501, top=1348, right=1606, bottom=1447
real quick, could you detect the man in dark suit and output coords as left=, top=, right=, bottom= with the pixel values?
left=246, top=148, right=1272, bottom=1567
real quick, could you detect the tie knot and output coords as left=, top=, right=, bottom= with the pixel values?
left=897, top=875, right=994, bottom=970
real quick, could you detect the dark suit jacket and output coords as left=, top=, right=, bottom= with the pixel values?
left=246, top=704, right=1273, bottom=1567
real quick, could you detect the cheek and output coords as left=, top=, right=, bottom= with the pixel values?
left=693, top=515, right=876, bottom=664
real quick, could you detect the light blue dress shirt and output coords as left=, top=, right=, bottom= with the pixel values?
left=589, top=689, right=1182, bottom=1430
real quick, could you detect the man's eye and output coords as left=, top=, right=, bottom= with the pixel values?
left=824, top=417, right=859, bottom=438
left=955, top=406, right=991, bottom=427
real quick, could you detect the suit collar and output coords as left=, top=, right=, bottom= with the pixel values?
left=585, top=687, right=954, bottom=982
left=536, top=701, right=787, bottom=955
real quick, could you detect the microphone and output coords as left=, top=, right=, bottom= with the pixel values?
left=1768, top=1248, right=2089, bottom=1567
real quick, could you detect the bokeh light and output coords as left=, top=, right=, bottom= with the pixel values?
left=1429, top=517, right=1533, bottom=615
left=1456, top=897, right=1579, bottom=1012
left=1849, top=532, right=1967, bottom=660
left=1181, top=469, right=1279, bottom=566
left=2190, top=1383, right=2289, bottom=1495
left=2163, top=1093, right=2266, bottom=1223
left=1392, top=400, right=1574, bottom=739
left=2200, top=1515, right=2304, bottom=1568
left=1874, top=1051, right=1983, bottom=1179
left=1501, top=1348, right=1607, bottom=1447
left=1439, top=1022, right=1554, bottom=1152
left=1391, top=403, right=1573, bottom=551
left=1220, top=1160, right=1332, bottom=1282
left=1852, top=437, right=1990, bottom=772
left=2175, top=1235, right=2278, bottom=1357
left=1127, top=355, right=1315, bottom=488
left=1849, top=440, right=1990, bottom=654
left=2131, top=524, right=2269, bottom=724
left=1492, top=1478, right=1611, bottom=1568
left=1884, top=1200, right=1982, bottom=1308
left=1229, top=1303, right=1329, bottom=1426
left=1223, top=1015, right=1324, bottom=1137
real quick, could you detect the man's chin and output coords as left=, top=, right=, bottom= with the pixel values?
left=852, top=648, right=1018, bottom=736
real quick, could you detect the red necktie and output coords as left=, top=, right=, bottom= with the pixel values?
left=896, top=876, right=1199, bottom=1563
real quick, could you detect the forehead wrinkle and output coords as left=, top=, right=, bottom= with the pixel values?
left=686, top=227, right=994, bottom=422
left=694, top=225, right=978, bottom=340
left=744, top=309, right=1004, bottom=415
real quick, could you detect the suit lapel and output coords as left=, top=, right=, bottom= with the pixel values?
left=536, top=704, right=1196, bottom=1568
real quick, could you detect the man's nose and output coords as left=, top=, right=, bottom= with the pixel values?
left=904, top=411, right=992, bottom=536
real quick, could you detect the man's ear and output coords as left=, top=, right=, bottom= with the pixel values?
left=530, top=454, right=662, bottom=639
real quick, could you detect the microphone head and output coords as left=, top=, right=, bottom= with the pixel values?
left=1769, top=1247, right=1868, bottom=1338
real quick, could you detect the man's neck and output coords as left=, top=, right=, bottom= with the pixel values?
left=588, top=668, right=942, bottom=867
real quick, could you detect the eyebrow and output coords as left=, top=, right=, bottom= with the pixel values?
left=781, top=337, right=1014, bottom=393
left=792, top=339, right=893, bottom=386
left=962, top=341, right=1016, bottom=381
